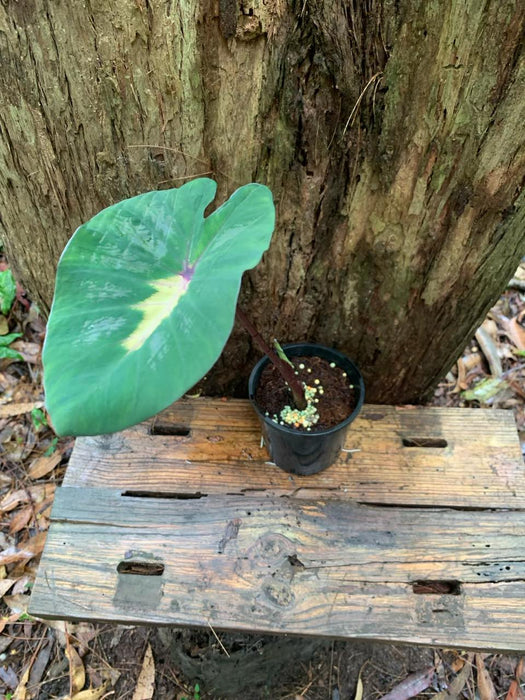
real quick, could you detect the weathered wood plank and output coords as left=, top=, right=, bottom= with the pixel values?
left=29, top=488, right=525, bottom=651
left=64, top=400, right=525, bottom=508
left=33, top=401, right=525, bottom=650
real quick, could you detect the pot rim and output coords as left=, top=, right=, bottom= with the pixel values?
left=248, top=342, right=365, bottom=437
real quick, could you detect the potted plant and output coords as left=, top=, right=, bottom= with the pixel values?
left=43, top=178, right=364, bottom=474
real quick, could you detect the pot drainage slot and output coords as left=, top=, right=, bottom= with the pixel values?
left=117, top=561, right=165, bottom=576
left=402, top=437, right=448, bottom=448
left=412, top=580, right=461, bottom=595
left=150, top=423, right=191, bottom=436
left=121, top=490, right=207, bottom=500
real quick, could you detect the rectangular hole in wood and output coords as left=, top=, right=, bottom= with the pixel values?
left=402, top=437, right=448, bottom=448
left=117, top=561, right=165, bottom=576
left=150, top=423, right=191, bottom=436
left=412, top=580, right=462, bottom=595
left=121, top=490, right=207, bottom=500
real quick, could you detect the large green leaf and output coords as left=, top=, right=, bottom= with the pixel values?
left=43, top=179, right=275, bottom=436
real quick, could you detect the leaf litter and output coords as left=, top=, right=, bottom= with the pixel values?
left=0, top=261, right=524, bottom=699
left=434, top=259, right=525, bottom=456
left=0, top=258, right=186, bottom=694
left=476, top=654, right=497, bottom=700
left=132, top=643, right=155, bottom=700
left=379, top=666, right=435, bottom=700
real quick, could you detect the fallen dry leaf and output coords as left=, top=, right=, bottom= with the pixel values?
left=475, top=326, right=502, bottom=376
left=0, top=401, right=44, bottom=418
left=39, top=506, right=52, bottom=523
left=12, top=664, right=30, bottom=700
left=20, top=529, right=48, bottom=557
left=0, top=664, right=19, bottom=690
left=500, top=342, right=519, bottom=361
left=481, top=318, right=499, bottom=339
left=0, top=612, right=21, bottom=634
left=508, top=378, right=525, bottom=401
left=9, top=505, right=33, bottom=534
left=66, top=640, right=86, bottom=695
left=476, top=654, right=497, bottom=700
left=434, top=650, right=446, bottom=688
left=0, top=471, right=12, bottom=488
left=453, top=357, right=468, bottom=392
left=12, top=575, right=33, bottom=596
left=27, top=450, right=62, bottom=480
left=433, top=654, right=473, bottom=700
left=71, top=621, right=97, bottom=656
left=132, top=643, right=155, bottom=700
left=10, top=558, right=38, bottom=582
left=0, top=483, right=55, bottom=513
left=37, top=497, right=55, bottom=522
left=0, top=613, right=21, bottom=634
left=10, top=340, right=41, bottom=364
left=3, top=593, right=30, bottom=616
left=380, top=666, right=434, bottom=700
left=506, top=680, right=525, bottom=700
left=354, top=665, right=364, bottom=700
left=98, top=663, right=121, bottom=687
left=0, top=531, right=47, bottom=566
left=71, top=683, right=110, bottom=700
left=44, top=620, right=99, bottom=654
left=453, top=353, right=483, bottom=392
left=0, top=578, right=16, bottom=598
left=508, top=315, right=525, bottom=351
left=27, top=638, right=53, bottom=696
left=44, top=619, right=68, bottom=647
left=514, top=261, right=525, bottom=281
left=0, top=545, right=35, bottom=567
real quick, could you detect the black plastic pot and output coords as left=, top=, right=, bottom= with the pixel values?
left=248, top=343, right=365, bottom=476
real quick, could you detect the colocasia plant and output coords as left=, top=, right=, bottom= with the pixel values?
left=44, top=178, right=305, bottom=436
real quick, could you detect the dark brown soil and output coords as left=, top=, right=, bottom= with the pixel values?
left=255, top=355, right=357, bottom=431
left=157, top=628, right=331, bottom=698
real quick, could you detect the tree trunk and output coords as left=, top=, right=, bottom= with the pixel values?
left=1, top=0, right=524, bottom=403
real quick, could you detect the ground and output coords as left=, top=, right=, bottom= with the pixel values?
left=0, top=258, right=524, bottom=700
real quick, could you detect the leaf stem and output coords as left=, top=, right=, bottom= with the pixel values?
left=235, top=307, right=307, bottom=410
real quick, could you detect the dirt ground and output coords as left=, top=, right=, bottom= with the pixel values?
left=1, top=258, right=524, bottom=700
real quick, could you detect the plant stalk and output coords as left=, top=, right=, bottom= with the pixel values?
left=235, top=307, right=307, bottom=410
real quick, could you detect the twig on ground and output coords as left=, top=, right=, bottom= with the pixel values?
left=207, top=621, right=230, bottom=657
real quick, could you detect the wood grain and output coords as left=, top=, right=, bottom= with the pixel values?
left=31, top=400, right=525, bottom=650
left=64, top=400, right=525, bottom=508
left=30, top=488, right=525, bottom=651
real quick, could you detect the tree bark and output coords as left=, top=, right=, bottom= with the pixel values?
left=1, top=0, right=524, bottom=403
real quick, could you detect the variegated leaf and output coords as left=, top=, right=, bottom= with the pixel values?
left=44, top=179, right=275, bottom=435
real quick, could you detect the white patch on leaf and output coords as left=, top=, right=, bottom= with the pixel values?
left=122, top=274, right=189, bottom=352
left=77, top=316, right=127, bottom=346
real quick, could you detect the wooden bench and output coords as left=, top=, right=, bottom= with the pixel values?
left=29, top=399, right=525, bottom=652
